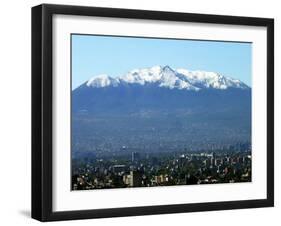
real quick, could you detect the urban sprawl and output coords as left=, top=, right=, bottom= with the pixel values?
left=72, top=148, right=251, bottom=190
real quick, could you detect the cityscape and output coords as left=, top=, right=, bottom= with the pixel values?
left=71, top=36, right=252, bottom=191
left=72, top=145, right=251, bottom=190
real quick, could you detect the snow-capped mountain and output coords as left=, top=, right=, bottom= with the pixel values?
left=72, top=65, right=251, bottom=155
left=84, top=65, right=249, bottom=91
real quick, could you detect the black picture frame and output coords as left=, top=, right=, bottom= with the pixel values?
left=32, top=3, right=274, bottom=222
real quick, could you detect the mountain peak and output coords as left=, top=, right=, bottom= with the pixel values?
left=162, top=65, right=173, bottom=71
left=84, top=65, right=249, bottom=91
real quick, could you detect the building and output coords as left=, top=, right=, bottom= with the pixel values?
left=204, top=159, right=211, bottom=167
left=211, top=157, right=215, bottom=166
left=130, top=170, right=142, bottom=187
left=185, top=174, right=198, bottom=185
left=132, top=152, right=140, bottom=163
left=112, top=164, right=126, bottom=174
left=123, top=174, right=132, bottom=186
left=154, top=175, right=165, bottom=184
left=214, top=159, right=221, bottom=166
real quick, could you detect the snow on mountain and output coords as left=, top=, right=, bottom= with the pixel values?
left=121, top=65, right=163, bottom=85
left=86, top=74, right=120, bottom=88
left=85, top=65, right=249, bottom=90
left=176, top=68, right=248, bottom=90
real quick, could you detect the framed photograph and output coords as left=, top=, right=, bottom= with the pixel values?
left=32, top=4, right=274, bottom=221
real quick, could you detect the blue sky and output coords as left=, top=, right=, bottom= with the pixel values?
left=72, top=34, right=252, bottom=89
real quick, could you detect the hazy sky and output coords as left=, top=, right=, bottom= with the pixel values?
left=72, top=34, right=252, bottom=89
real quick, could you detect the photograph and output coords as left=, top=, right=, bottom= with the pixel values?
left=71, top=34, right=252, bottom=190
left=30, top=3, right=274, bottom=221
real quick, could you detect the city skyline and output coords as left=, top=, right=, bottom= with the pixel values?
left=71, top=34, right=252, bottom=190
left=72, top=147, right=252, bottom=190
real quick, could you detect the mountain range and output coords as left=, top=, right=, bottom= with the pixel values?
left=81, top=65, right=249, bottom=91
left=72, top=65, right=251, bottom=157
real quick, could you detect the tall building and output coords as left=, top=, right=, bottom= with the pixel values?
left=130, top=170, right=142, bottom=187
left=132, top=152, right=140, bottom=162
left=211, top=157, right=215, bottom=166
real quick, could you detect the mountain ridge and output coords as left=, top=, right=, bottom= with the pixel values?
left=77, top=65, right=250, bottom=91
left=72, top=65, right=251, bottom=155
